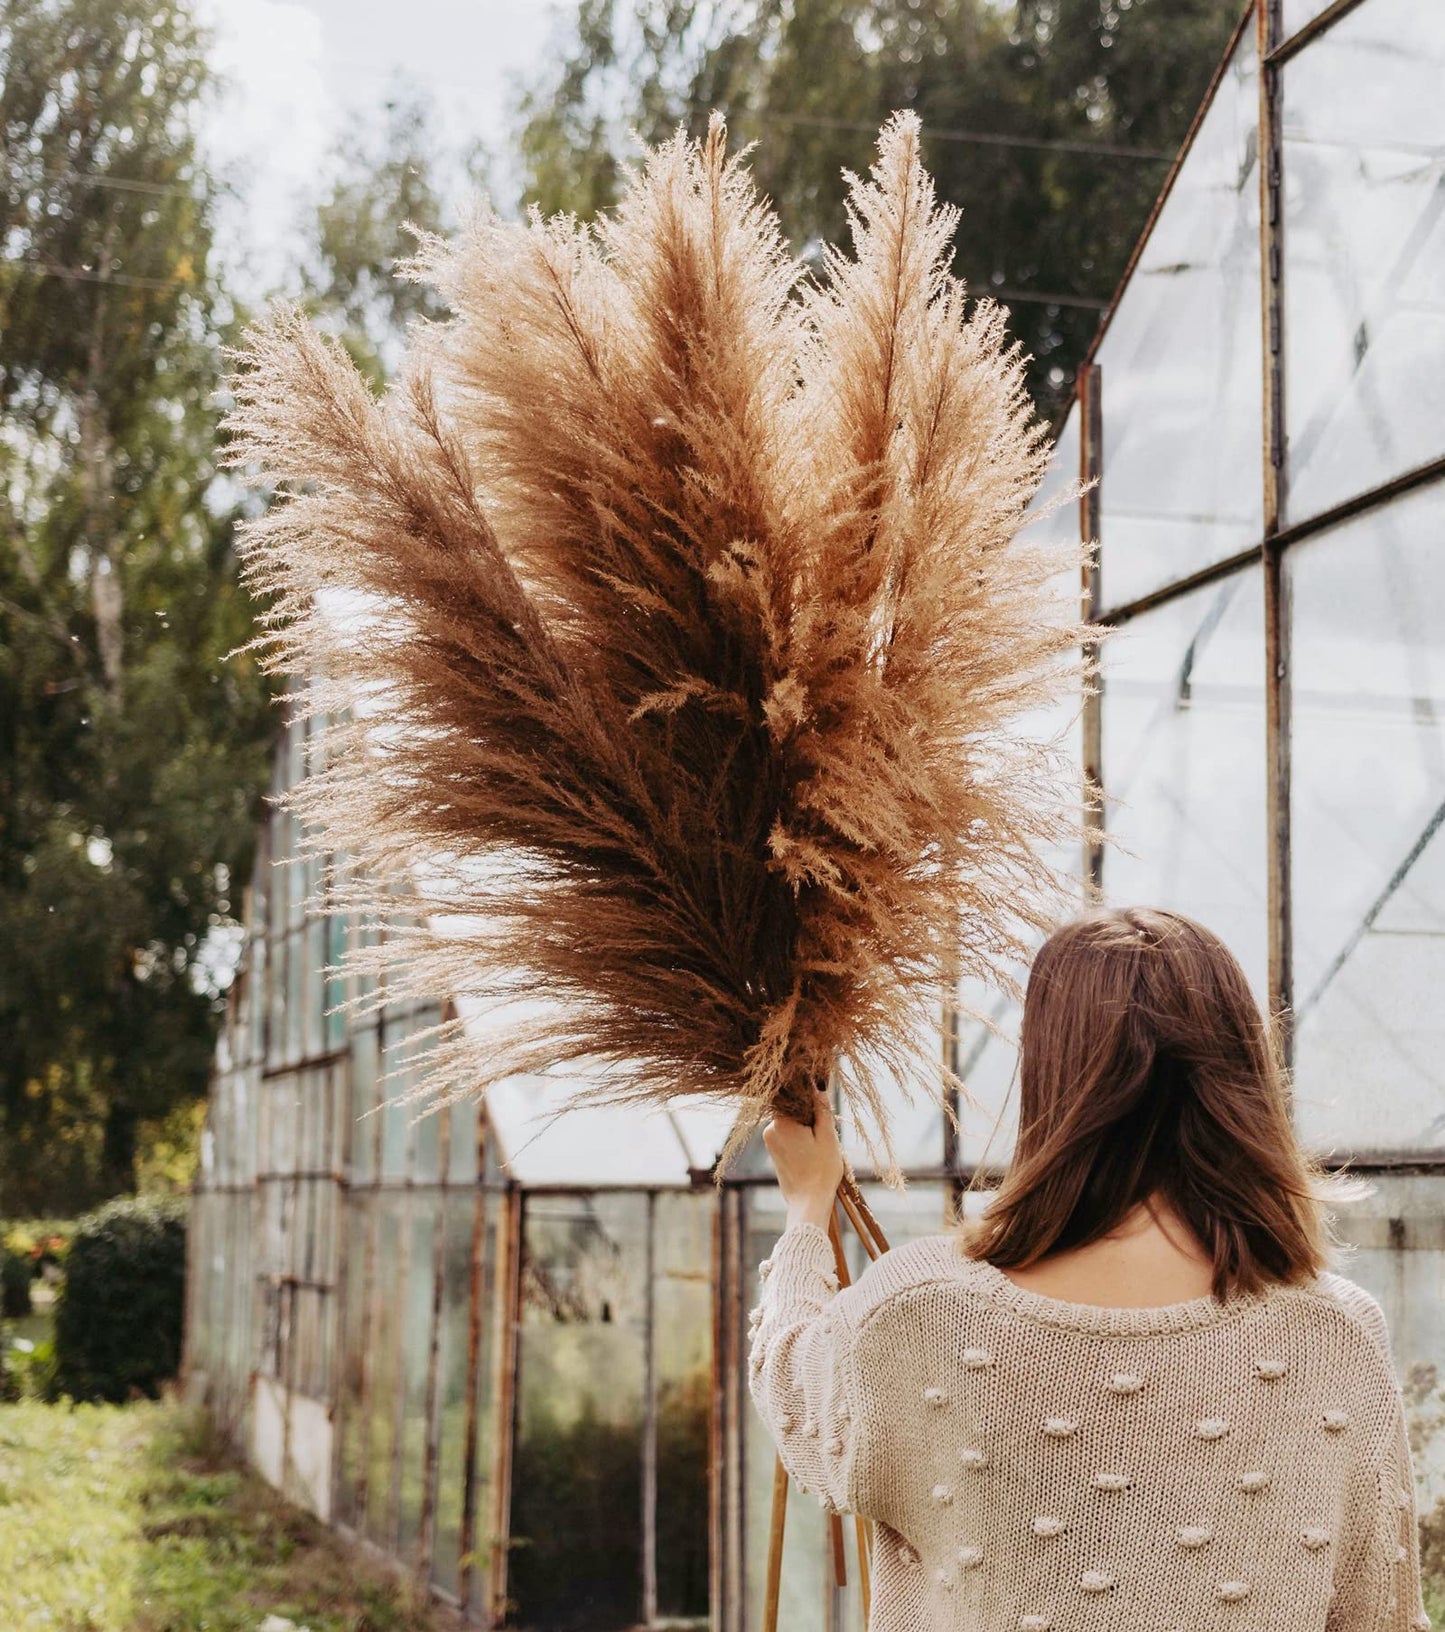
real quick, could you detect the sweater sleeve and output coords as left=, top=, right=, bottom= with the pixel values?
left=746, top=1221, right=864, bottom=1517
left=1326, top=1380, right=1432, bottom=1632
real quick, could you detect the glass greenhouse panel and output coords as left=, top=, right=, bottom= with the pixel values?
left=1094, top=29, right=1262, bottom=613
left=949, top=665, right=1088, bottom=1177
left=653, top=1191, right=713, bottom=1621
left=379, top=1039, right=412, bottom=1180
left=413, top=1098, right=443, bottom=1182
left=430, top=1190, right=480, bottom=1600
left=285, top=930, right=304, bottom=1065
left=304, top=915, right=326, bottom=1058
left=447, top=1092, right=479, bottom=1184
left=467, top=1194, right=505, bottom=1624
left=485, top=1070, right=703, bottom=1186
left=350, top=1021, right=379, bottom=1180
left=397, top=1193, right=439, bottom=1563
left=1328, top=1171, right=1445, bottom=1505
left=1281, top=0, right=1332, bottom=37
left=510, top=1193, right=649, bottom=1630
left=1099, top=565, right=1268, bottom=1004
left=335, top=1196, right=371, bottom=1530
left=838, top=1003, right=951, bottom=1178
left=953, top=963, right=1024, bottom=1173
left=325, top=909, right=348, bottom=1050
left=1283, top=0, right=1445, bottom=521
left=364, top=1194, right=406, bottom=1550
left=1289, top=481, right=1445, bottom=1153
left=1031, top=403, right=1079, bottom=546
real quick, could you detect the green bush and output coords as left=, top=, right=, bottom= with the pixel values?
left=0, top=1248, right=31, bottom=1319
left=53, top=1196, right=187, bottom=1403
left=0, top=1324, right=20, bottom=1403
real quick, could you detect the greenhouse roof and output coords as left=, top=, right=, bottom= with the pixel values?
left=455, top=995, right=738, bottom=1185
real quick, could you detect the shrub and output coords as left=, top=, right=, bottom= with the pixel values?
left=53, top=1195, right=187, bottom=1403
left=0, top=1248, right=31, bottom=1319
left=0, top=1323, right=20, bottom=1403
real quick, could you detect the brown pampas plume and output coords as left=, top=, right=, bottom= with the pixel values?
left=219, top=110, right=1102, bottom=1181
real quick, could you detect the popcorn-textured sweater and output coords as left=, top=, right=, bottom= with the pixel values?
left=748, top=1224, right=1431, bottom=1631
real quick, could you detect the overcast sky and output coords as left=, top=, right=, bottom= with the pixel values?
left=199, top=0, right=562, bottom=297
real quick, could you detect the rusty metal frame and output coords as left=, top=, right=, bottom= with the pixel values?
left=488, top=1184, right=524, bottom=1627
left=327, top=1055, right=356, bottom=1528
left=1268, top=0, right=1370, bottom=64
left=708, top=1189, right=726, bottom=1630
left=641, top=1191, right=660, bottom=1624
left=350, top=1089, right=383, bottom=1532
left=384, top=1184, right=413, bottom=1553
left=417, top=1104, right=452, bottom=1578
left=1078, top=360, right=1105, bottom=904
left=456, top=1184, right=487, bottom=1615
left=722, top=1186, right=746, bottom=1632
left=456, top=1087, right=494, bottom=1619
left=1257, top=0, right=1294, bottom=1065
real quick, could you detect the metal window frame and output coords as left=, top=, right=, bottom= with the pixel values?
left=1075, top=0, right=1445, bottom=1105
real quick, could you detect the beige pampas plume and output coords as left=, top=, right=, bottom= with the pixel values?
left=218, top=109, right=1102, bottom=1181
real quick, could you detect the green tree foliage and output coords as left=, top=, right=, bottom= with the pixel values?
left=300, top=78, right=491, bottom=389
left=0, top=0, right=277, bottom=1210
left=52, top=1194, right=187, bottom=1401
left=516, top=0, right=1244, bottom=416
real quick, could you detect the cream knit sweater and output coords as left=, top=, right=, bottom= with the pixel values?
left=748, top=1224, right=1432, bottom=1631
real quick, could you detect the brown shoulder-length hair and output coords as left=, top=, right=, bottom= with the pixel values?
left=957, top=905, right=1371, bottom=1300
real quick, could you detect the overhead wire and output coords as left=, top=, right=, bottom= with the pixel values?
left=2, top=98, right=1158, bottom=309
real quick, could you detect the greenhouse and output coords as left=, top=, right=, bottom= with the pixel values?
left=185, top=0, right=1445, bottom=1625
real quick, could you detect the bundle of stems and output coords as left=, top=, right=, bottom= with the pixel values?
left=219, top=109, right=1098, bottom=1180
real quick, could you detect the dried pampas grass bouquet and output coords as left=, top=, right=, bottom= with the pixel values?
left=219, top=109, right=1099, bottom=1181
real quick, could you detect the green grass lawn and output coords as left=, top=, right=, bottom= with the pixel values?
left=0, top=1398, right=446, bottom=1632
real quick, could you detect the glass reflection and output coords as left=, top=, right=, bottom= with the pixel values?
left=1095, top=30, right=1262, bottom=611
left=364, top=1193, right=405, bottom=1550
left=1283, top=0, right=1445, bottom=519
left=1327, top=1171, right=1445, bottom=1503
left=334, top=1196, right=370, bottom=1530
left=1281, top=0, right=1332, bottom=38
left=653, top=1193, right=713, bottom=1621
left=1099, top=565, right=1268, bottom=1004
left=1289, top=481, right=1445, bottom=1152
left=510, top=1193, right=649, bottom=1630
left=397, top=1195, right=438, bottom=1562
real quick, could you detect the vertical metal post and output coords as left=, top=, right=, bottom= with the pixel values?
left=489, top=1184, right=524, bottom=1629
left=418, top=1106, right=451, bottom=1579
left=387, top=1184, right=413, bottom=1551
left=722, top=1188, right=746, bottom=1632
left=708, top=1191, right=725, bottom=1632
left=1078, top=361, right=1106, bottom=904
left=941, top=942, right=961, bottom=1185
left=352, top=1037, right=382, bottom=1533
left=458, top=1106, right=489, bottom=1618
left=456, top=1213, right=482, bottom=1616
left=328, top=1055, right=352, bottom=1530
left=641, top=1191, right=659, bottom=1625
left=1258, top=0, right=1295, bottom=1071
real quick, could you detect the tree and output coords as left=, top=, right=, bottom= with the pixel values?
left=0, top=0, right=276, bottom=1209
left=514, top=0, right=1244, bottom=417
left=299, top=77, right=491, bottom=389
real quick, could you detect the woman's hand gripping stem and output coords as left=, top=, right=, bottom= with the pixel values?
left=762, top=1084, right=848, bottom=1233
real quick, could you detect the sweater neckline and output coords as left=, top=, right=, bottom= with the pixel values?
left=964, top=1253, right=1288, bottom=1337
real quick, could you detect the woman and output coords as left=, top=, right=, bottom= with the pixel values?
left=749, top=905, right=1432, bottom=1631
